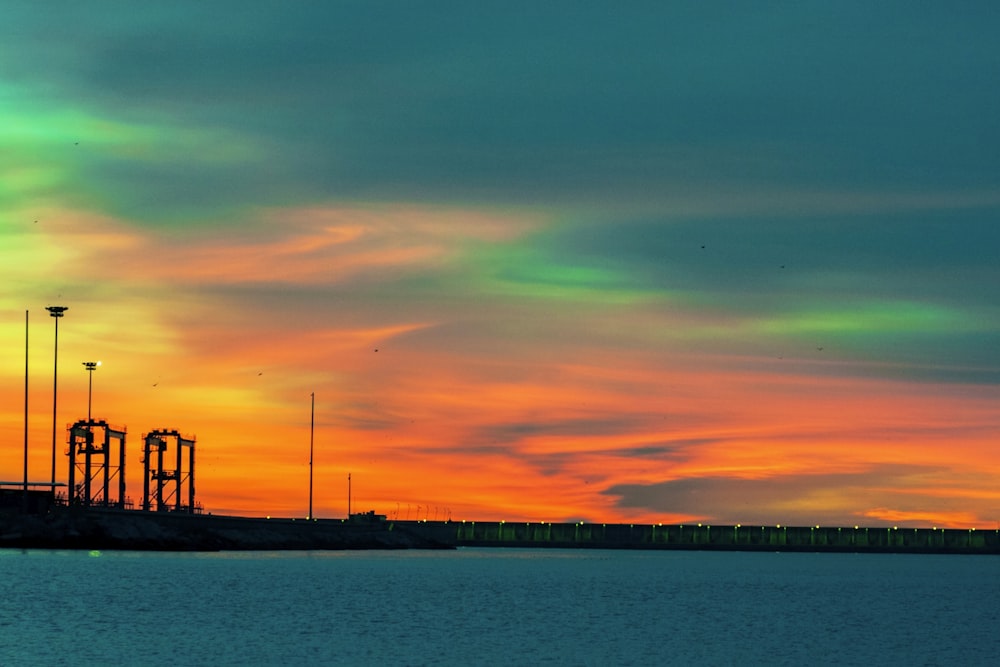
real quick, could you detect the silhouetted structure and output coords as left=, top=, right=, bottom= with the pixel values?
left=66, top=419, right=127, bottom=508
left=82, top=361, right=100, bottom=418
left=142, top=429, right=196, bottom=513
left=0, top=482, right=62, bottom=513
left=45, top=305, right=68, bottom=487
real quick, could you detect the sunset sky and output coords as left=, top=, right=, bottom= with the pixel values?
left=2, top=3, right=999, bottom=527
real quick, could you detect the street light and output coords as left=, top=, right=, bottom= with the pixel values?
left=82, top=361, right=101, bottom=420
left=308, top=392, right=315, bottom=520
left=46, top=305, right=68, bottom=487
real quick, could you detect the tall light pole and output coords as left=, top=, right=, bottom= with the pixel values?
left=23, top=311, right=29, bottom=512
left=46, top=306, right=68, bottom=487
left=308, top=392, right=315, bottom=520
left=83, top=361, right=101, bottom=420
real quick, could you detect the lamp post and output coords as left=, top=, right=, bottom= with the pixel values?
left=23, top=311, right=29, bottom=512
left=82, top=361, right=101, bottom=420
left=308, top=392, right=314, bottom=520
left=46, top=306, right=68, bottom=487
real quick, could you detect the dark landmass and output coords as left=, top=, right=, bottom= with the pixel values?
left=4, top=510, right=999, bottom=554
left=446, top=520, right=1000, bottom=554
left=0, top=509, right=454, bottom=551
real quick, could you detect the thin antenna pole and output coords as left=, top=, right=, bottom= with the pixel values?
left=23, top=310, right=29, bottom=512
left=308, top=392, right=315, bottom=520
left=348, top=472, right=351, bottom=518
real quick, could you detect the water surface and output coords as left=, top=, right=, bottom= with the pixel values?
left=2, top=548, right=998, bottom=665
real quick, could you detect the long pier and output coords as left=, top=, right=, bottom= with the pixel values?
left=406, top=520, right=1000, bottom=554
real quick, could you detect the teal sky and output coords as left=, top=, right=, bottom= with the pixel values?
left=1, top=2, right=999, bottom=524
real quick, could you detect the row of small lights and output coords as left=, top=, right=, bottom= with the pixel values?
left=259, top=518, right=990, bottom=532
left=455, top=520, right=986, bottom=532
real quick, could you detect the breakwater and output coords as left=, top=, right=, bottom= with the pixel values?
left=0, top=509, right=453, bottom=551
left=400, top=520, right=1000, bottom=554
left=5, top=511, right=1000, bottom=553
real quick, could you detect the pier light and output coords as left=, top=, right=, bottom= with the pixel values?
left=82, top=360, right=101, bottom=420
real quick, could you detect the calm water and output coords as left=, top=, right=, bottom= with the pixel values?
left=1, top=547, right=998, bottom=666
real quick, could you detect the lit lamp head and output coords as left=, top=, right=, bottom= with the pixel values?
left=83, top=361, right=101, bottom=371
left=46, top=305, right=69, bottom=318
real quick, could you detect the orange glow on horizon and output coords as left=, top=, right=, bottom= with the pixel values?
left=3, top=337, right=998, bottom=528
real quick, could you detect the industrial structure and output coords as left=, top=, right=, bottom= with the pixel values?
left=141, top=429, right=197, bottom=513
left=8, top=307, right=200, bottom=521
left=66, top=418, right=128, bottom=509
left=57, top=420, right=199, bottom=514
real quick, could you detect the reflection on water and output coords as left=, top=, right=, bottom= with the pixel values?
left=2, top=548, right=999, bottom=666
